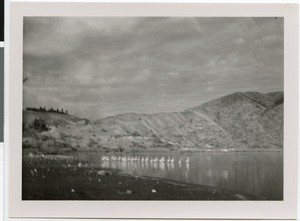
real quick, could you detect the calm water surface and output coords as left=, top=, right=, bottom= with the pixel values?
left=75, top=152, right=283, bottom=200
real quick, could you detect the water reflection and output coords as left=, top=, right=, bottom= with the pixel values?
left=75, top=152, right=283, bottom=200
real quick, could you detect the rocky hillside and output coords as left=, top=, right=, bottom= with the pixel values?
left=22, top=91, right=283, bottom=153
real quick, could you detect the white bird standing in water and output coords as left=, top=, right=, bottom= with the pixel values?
left=178, top=158, right=182, bottom=165
left=159, top=157, right=165, bottom=163
left=145, top=157, right=149, bottom=162
left=167, top=156, right=171, bottom=163
left=186, top=157, right=190, bottom=164
left=170, top=157, right=175, bottom=163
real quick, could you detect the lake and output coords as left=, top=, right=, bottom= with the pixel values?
left=75, top=152, right=283, bottom=200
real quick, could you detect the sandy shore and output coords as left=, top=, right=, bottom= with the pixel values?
left=22, top=154, right=261, bottom=200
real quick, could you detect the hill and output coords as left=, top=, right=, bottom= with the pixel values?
left=22, top=91, right=283, bottom=153
left=186, top=91, right=283, bottom=149
left=23, top=110, right=88, bottom=128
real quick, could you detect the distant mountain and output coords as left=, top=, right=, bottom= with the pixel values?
left=22, top=91, right=283, bottom=153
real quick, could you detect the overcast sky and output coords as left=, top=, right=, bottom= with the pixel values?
left=23, top=17, right=283, bottom=119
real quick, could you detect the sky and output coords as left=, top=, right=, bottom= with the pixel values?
left=23, top=17, right=283, bottom=119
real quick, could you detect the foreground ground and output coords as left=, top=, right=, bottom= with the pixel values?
left=23, top=154, right=261, bottom=200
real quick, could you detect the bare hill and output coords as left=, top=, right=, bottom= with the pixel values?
left=22, top=92, right=283, bottom=153
left=186, top=92, right=283, bottom=149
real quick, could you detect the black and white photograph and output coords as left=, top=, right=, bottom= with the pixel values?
left=22, top=16, right=284, bottom=201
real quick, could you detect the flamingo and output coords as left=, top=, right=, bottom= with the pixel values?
left=145, top=157, right=149, bottom=162
left=159, top=157, right=165, bottom=163
left=178, top=158, right=182, bottom=166
left=186, top=157, right=190, bottom=164
left=170, top=157, right=175, bottom=163
left=167, top=156, right=171, bottom=163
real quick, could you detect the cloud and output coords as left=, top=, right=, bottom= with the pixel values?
left=23, top=17, right=283, bottom=119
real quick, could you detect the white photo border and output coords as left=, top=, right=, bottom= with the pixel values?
left=8, top=3, right=299, bottom=219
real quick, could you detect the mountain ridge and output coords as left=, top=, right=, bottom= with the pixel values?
left=22, top=91, right=283, bottom=153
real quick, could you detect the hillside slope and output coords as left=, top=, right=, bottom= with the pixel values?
left=187, top=92, right=283, bottom=149
left=22, top=91, right=283, bottom=153
left=23, top=110, right=87, bottom=128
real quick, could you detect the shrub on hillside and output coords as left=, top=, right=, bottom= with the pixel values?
left=33, top=118, right=49, bottom=132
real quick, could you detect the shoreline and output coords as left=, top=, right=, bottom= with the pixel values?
left=23, top=148, right=283, bottom=156
left=22, top=155, right=266, bottom=201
